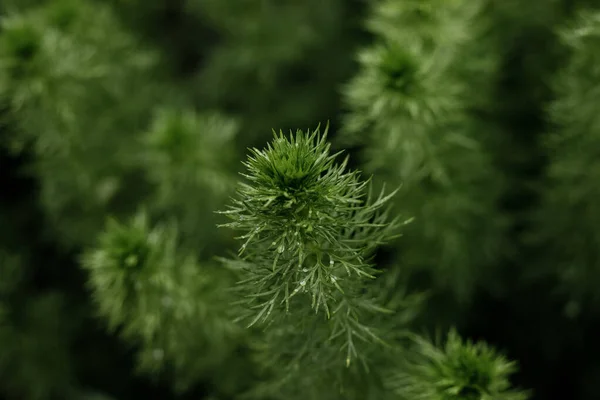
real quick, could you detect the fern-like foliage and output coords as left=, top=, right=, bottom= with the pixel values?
left=142, top=107, right=239, bottom=253
left=241, top=265, right=426, bottom=400
left=387, top=330, right=529, bottom=400
left=218, top=125, right=421, bottom=399
left=533, top=9, right=600, bottom=309
left=0, top=0, right=163, bottom=247
left=82, top=211, right=247, bottom=393
left=340, top=0, right=505, bottom=302
left=219, top=124, right=404, bottom=324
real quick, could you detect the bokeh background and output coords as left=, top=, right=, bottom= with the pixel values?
left=1, top=0, right=600, bottom=399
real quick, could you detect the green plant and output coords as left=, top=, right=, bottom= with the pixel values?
left=388, top=330, right=529, bottom=400
left=82, top=212, right=246, bottom=393
left=533, top=8, right=600, bottom=310
left=216, top=125, right=526, bottom=399
left=340, top=0, right=505, bottom=302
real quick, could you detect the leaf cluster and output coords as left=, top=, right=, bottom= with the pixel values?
left=234, top=266, right=426, bottom=400
left=82, top=212, right=245, bottom=392
left=142, top=107, right=240, bottom=251
left=218, top=126, right=417, bottom=388
left=220, top=125, right=405, bottom=323
left=533, top=8, right=600, bottom=305
left=388, top=330, right=530, bottom=400
left=0, top=0, right=164, bottom=248
left=340, top=0, right=506, bottom=302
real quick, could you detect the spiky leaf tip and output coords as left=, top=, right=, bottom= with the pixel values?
left=388, top=330, right=530, bottom=400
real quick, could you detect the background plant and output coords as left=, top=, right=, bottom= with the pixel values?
left=1, top=0, right=600, bottom=399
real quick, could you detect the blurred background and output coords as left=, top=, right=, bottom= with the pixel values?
left=1, top=0, right=600, bottom=399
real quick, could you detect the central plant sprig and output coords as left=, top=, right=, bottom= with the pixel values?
left=219, top=124, right=405, bottom=325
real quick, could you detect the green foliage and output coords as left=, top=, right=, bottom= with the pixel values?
left=0, top=0, right=163, bottom=247
left=218, top=126, right=420, bottom=398
left=0, top=251, right=75, bottom=399
left=341, top=0, right=505, bottom=301
left=82, top=212, right=246, bottom=393
left=196, top=0, right=327, bottom=67
left=0, top=0, right=42, bottom=13
left=345, top=0, right=496, bottom=146
left=4, top=0, right=599, bottom=398
left=144, top=108, right=238, bottom=201
left=388, top=330, right=529, bottom=400
left=219, top=125, right=405, bottom=324
left=142, top=107, right=239, bottom=251
left=342, top=40, right=464, bottom=146
left=0, top=292, right=75, bottom=400
left=242, top=266, right=426, bottom=400
left=191, top=0, right=357, bottom=148
left=534, top=9, right=600, bottom=307
left=366, top=0, right=483, bottom=47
